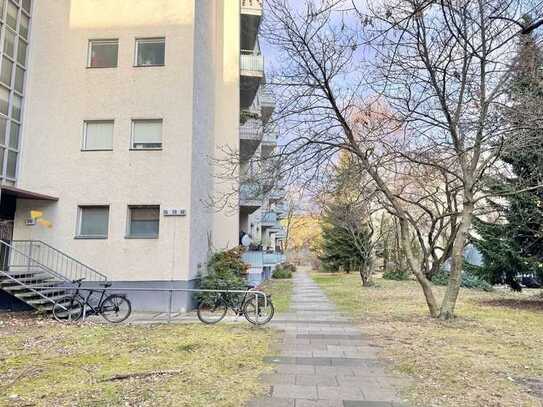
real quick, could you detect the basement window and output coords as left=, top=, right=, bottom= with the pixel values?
left=77, top=206, right=109, bottom=239
left=127, top=206, right=160, bottom=238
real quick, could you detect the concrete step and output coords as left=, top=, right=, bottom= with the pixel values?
left=27, top=294, right=67, bottom=306
left=15, top=288, right=66, bottom=299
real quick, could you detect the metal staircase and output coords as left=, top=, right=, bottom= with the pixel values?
left=0, top=240, right=107, bottom=313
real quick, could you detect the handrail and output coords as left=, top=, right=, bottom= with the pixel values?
left=0, top=239, right=71, bottom=283
left=11, top=240, right=107, bottom=282
left=0, top=270, right=61, bottom=307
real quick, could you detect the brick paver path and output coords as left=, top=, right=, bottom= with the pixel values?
left=248, top=269, right=409, bottom=407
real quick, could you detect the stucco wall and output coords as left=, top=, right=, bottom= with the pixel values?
left=12, top=0, right=220, bottom=282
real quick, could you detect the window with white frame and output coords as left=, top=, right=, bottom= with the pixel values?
left=131, top=119, right=162, bottom=149
left=77, top=206, right=110, bottom=238
left=0, top=0, right=31, bottom=182
left=83, top=120, right=114, bottom=151
left=88, top=39, right=118, bottom=68
left=135, top=38, right=165, bottom=67
left=127, top=206, right=160, bottom=238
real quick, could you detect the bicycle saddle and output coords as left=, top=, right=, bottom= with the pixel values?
left=101, top=282, right=112, bottom=288
left=72, top=278, right=86, bottom=284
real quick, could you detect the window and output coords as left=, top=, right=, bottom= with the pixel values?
left=14, top=66, right=23, bottom=93
left=17, top=40, right=27, bottom=66
left=0, top=117, right=7, bottom=145
left=11, top=93, right=21, bottom=121
left=0, top=86, right=9, bottom=116
left=83, top=120, right=113, bottom=150
left=6, top=2, right=17, bottom=31
left=131, top=119, right=162, bottom=149
left=6, top=150, right=16, bottom=178
left=88, top=40, right=118, bottom=68
left=22, top=0, right=31, bottom=14
left=19, top=13, right=29, bottom=39
left=4, top=30, right=15, bottom=58
left=127, top=206, right=160, bottom=238
left=9, top=122, right=18, bottom=148
left=0, top=57, right=13, bottom=86
left=77, top=206, right=109, bottom=238
left=135, top=38, right=165, bottom=67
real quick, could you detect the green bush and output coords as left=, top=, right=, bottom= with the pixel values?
left=431, top=268, right=494, bottom=291
left=198, top=247, right=248, bottom=304
left=272, top=265, right=293, bottom=279
left=280, top=262, right=297, bottom=273
left=382, top=269, right=410, bottom=281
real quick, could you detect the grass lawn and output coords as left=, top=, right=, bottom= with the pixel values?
left=0, top=313, right=273, bottom=407
left=262, top=277, right=293, bottom=313
left=312, top=272, right=543, bottom=407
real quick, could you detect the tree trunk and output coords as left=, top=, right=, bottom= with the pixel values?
left=398, top=218, right=440, bottom=317
left=439, top=199, right=475, bottom=320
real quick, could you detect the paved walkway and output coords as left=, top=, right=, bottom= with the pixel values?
left=248, top=270, right=409, bottom=407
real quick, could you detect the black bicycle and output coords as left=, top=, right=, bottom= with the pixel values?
left=197, top=285, right=274, bottom=325
left=53, top=278, right=132, bottom=323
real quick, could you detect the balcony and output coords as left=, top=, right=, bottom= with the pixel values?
left=240, top=180, right=264, bottom=214
left=260, top=211, right=277, bottom=227
left=241, top=0, right=263, bottom=51
left=241, top=50, right=264, bottom=109
left=240, top=118, right=263, bottom=161
left=263, top=252, right=286, bottom=265
left=261, top=126, right=278, bottom=157
left=268, top=186, right=286, bottom=202
left=260, top=86, right=276, bottom=123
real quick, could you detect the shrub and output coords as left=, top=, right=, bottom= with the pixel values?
left=280, top=262, right=297, bottom=273
left=272, top=265, right=293, bottom=279
left=198, top=247, right=248, bottom=304
left=382, top=269, right=410, bottom=281
left=431, top=269, right=494, bottom=291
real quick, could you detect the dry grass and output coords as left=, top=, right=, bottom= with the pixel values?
left=312, top=273, right=543, bottom=407
left=0, top=313, right=273, bottom=407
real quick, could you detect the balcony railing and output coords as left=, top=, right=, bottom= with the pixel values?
left=241, top=0, right=263, bottom=14
left=263, top=252, right=286, bottom=265
left=261, top=211, right=277, bottom=226
left=261, top=126, right=278, bottom=145
left=240, top=181, right=263, bottom=203
left=260, top=87, right=275, bottom=108
left=240, top=118, right=263, bottom=141
left=241, top=50, right=264, bottom=74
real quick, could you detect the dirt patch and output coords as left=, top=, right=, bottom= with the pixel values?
left=479, top=298, right=543, bottom=312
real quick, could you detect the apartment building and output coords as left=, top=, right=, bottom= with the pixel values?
left=0, top=0, right=286, bottom=312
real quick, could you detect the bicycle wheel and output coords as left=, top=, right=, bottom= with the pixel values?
left=243, top=295, right=275, bottom=325
left=100, top=295, right=132, bottom=323
left=53, top=296, right=84, bottom=322
left=197, top=298, right=227, bottom=324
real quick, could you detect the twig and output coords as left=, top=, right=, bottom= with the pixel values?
left=99, top=369, right=184, bottom=382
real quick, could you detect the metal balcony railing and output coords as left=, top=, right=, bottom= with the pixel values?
left=240, top=119, right=263, bottom=141
left=241, top=0, right=263, bottom=13
left=261, top=127, right=278, bottom=145
left=241, top=50, right=264, bottom=74
left=261, top=211, right=277, bottom=225
left=240, top=181, right=263, bottom=202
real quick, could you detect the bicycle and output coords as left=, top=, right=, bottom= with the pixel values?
left=52, top=278, right=132, bottom=323
left=197, top=284, right=274, bottom=326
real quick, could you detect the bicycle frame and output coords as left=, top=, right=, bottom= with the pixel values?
left=69, top=283, right=111, bottom=317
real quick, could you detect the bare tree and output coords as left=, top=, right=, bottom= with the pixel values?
left=263, top=0, right=543, bottom=319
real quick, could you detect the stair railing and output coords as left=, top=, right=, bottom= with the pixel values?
left=0, top=270, right=61, bottom=306
left=10, top=240, right=107, bottom=283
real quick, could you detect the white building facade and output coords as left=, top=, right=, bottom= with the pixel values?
left=0, top=0, right=286, bottom=312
